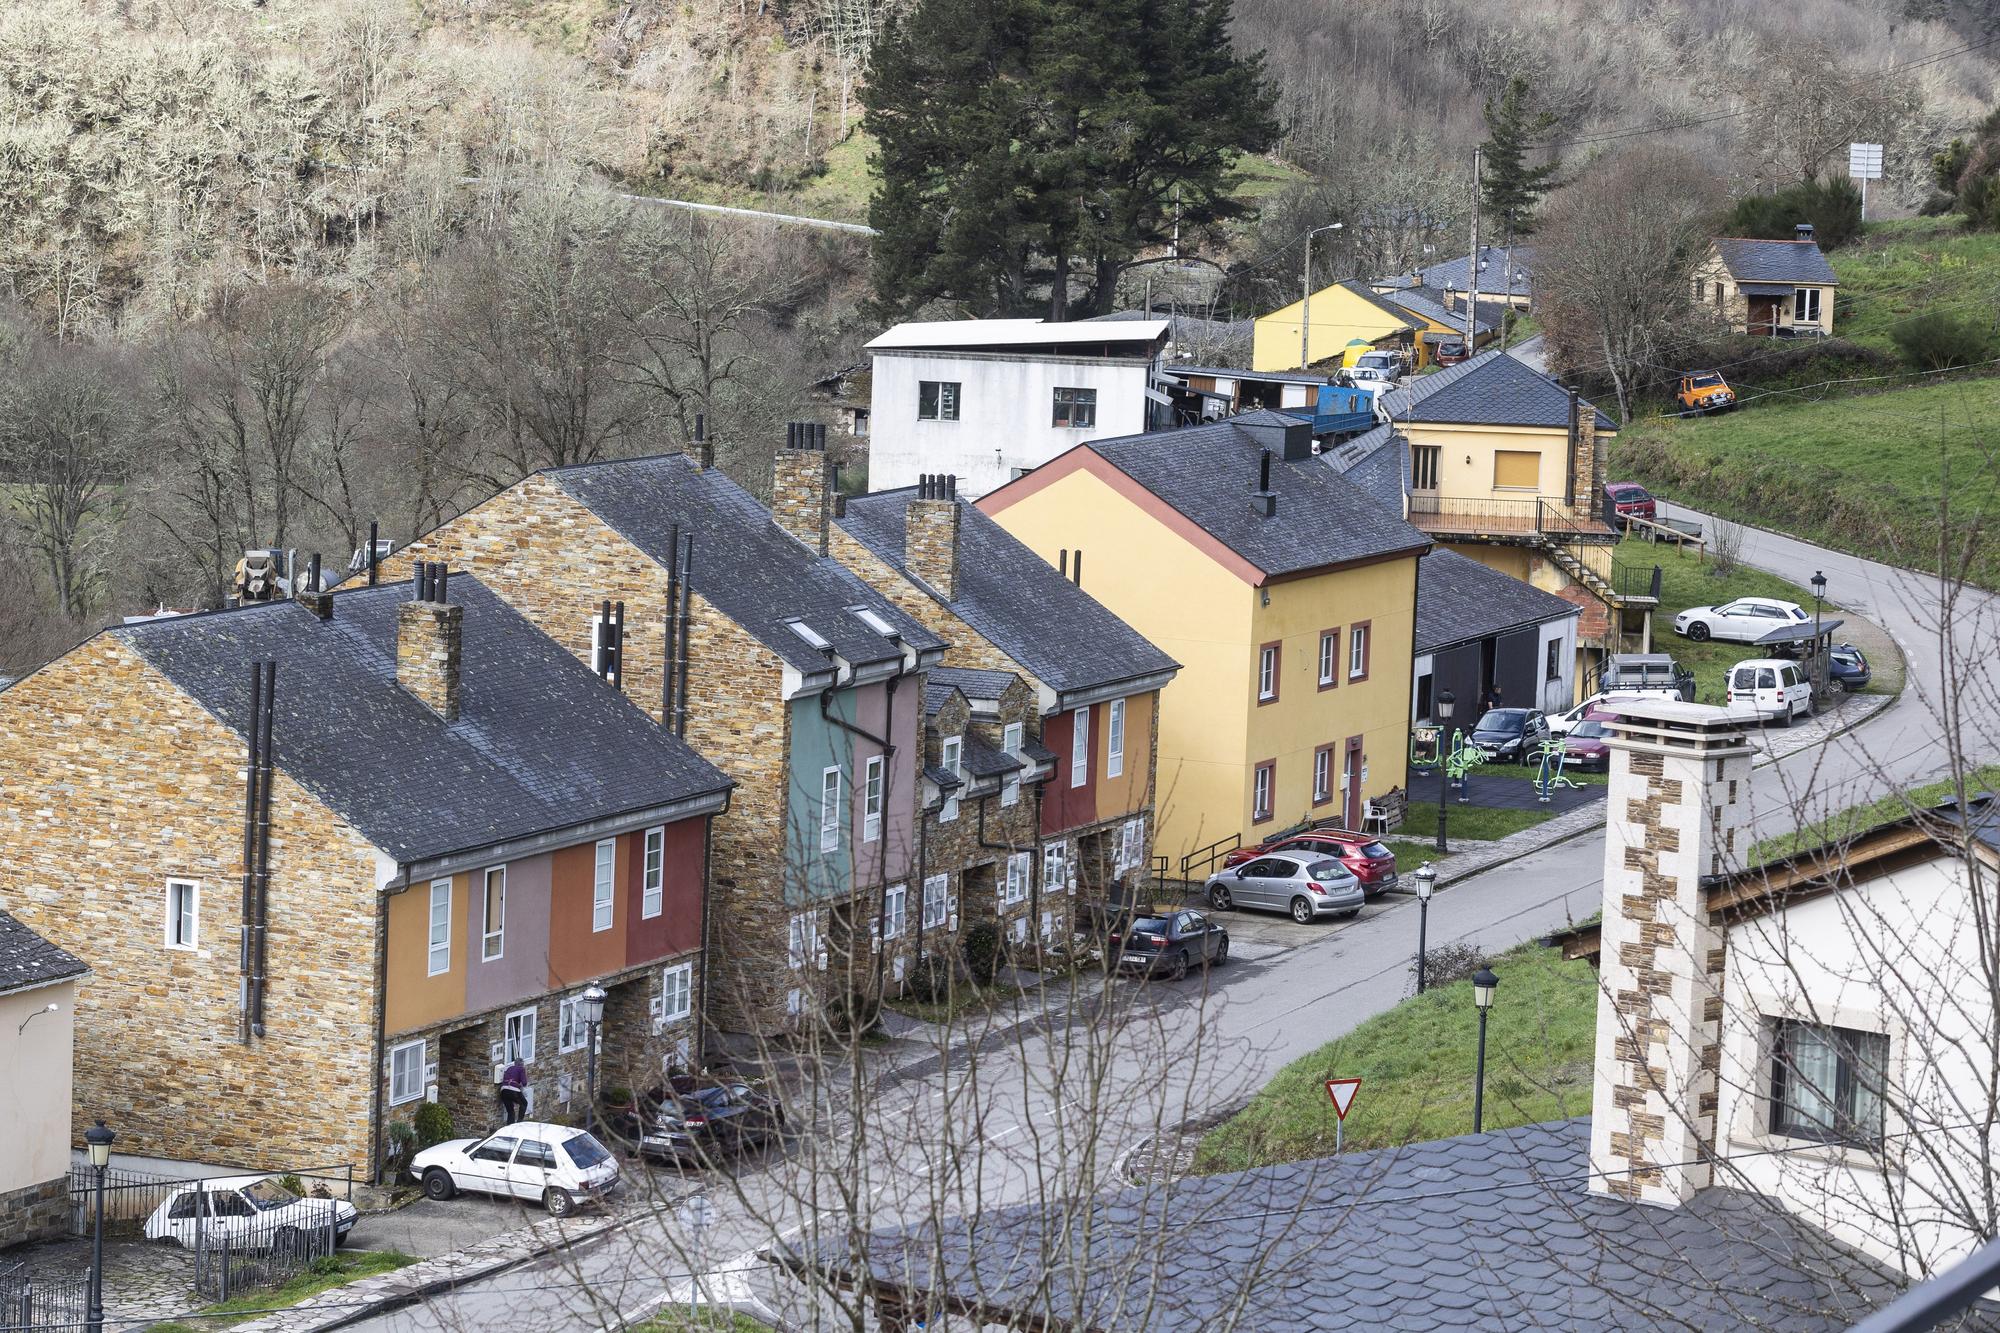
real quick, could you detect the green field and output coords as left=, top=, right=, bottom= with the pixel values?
left=1614, top=376, right=2000, bottom=593
left=1750, top=763, right=2000, bottom=864
left=1196, top=940, right=1595, bottom=1170
left=1826, top=216, right=2000, bottom=353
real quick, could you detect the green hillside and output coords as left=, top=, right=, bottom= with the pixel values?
left=1828, top=216, right=2000, bottom=353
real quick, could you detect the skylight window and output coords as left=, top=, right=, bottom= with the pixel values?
left=787, top=619, right=832, bottom=651
left=850, top=606, right=899, bottom=638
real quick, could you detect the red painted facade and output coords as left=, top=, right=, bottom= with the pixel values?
left=625, top=817, right=706, bottom=966
left=1040, top=704, right=1100, bottom=835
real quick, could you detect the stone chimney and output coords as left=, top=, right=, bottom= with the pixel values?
left=1589, top=700, right=1752, bottom=1208
left=1571, top=395, right=1602, bottom=519
left=906, top=474, right=961, bottom=601
left=397, top=561, right=463, bottom=722
left=773, top=421, right=832, bottom=555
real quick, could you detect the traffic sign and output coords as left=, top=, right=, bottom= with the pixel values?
left=1325, top=1078, right=1362, bottom=1121
left=1848, top=142, right=1884, bottom=180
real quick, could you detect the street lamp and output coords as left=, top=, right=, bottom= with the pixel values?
left=579, top=985, right=607, bottom=1133
left=1301, top=222, right=1345, bottom=370
left=1472, top=967, right=1499, bottom=1133
left=85, top=1119, right=114, bottom=1333
left=1811, top=570, right=1828, bottom=696
left=1435, top=688, right=1455, bottom=852
left=1413, top=863, right=1437, bottom=994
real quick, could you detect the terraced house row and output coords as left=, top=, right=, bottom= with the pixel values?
left=0, top=425, right=1177, bottom=1180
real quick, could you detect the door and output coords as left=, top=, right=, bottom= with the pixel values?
left=1343, top=738, right=1364, bottom=831
left=509, top=1136, right=558, bottom=1200
left=464, top=1134, right=520, bottom=1197
left=1243, top=857, right=1290, bottom=909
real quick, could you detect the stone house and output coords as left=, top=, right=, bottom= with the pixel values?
left=382, top=438, right=945, bottom=1040
left=832, top=479, right=1179, bottom=938
left=0, top=574, right=730, bottom=1180
left=1694, top=227, right=1838, bottom=337
left=0, top=910, right=87, bottom=1247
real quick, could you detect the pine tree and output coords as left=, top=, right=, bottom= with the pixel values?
left=1479, top=75, right=1561, bottom=241
left=864, top=0, right=1277, bottom=320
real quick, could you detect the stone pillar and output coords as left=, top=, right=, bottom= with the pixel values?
left=773, top=422, right=831, bottom=556
left=905, top=477, right=961, bottom=602
left=1571, top=401, right=1599, bottom=520
left=1589, top=700, right=1751, bottom=1208
left=397, top=598, right=463, bottom=721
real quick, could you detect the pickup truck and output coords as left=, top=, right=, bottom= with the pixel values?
left=1675, top=372, right=1736, bottom=414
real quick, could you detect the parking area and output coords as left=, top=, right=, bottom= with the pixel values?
left=1152, top=886, right=1401, bottom=965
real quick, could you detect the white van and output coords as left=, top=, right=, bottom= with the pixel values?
left=1727, top=658, right=1811, bottom=724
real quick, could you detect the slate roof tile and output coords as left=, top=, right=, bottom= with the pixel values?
left=1416, top=548, right=1579, bottom=652
left=1382, top=349, right=1615, bottom=431
left=0, top=909, right=88, bottom=996
left=1713, top=237, right=1839, bottom=285
left=1421, top=245, right=1534, bottom=296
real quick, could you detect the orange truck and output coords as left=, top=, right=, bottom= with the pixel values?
left=1675, top=371, right=1736, bottom=414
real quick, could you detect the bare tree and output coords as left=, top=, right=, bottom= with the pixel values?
left=0, top=342, right=132, bottom=618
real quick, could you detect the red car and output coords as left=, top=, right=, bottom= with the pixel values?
left=1604, top=482, right=1656, bottom=530
left=1222, top=825, right=1399, bottom=897
left=1561, top=709, right=1619, bottom=772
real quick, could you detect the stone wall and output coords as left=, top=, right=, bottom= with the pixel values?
left=0, top=636, right=382, bottom=1174
left=772, top=443, right=832, bottom=556
left=904, top=497, right=961, bottom=601
left=395, top=601, right=462, bottom=720
left=0, top=1177, right=67, bottom=1251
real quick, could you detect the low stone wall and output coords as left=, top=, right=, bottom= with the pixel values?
left=0, top=1176, right=69, bottom=1250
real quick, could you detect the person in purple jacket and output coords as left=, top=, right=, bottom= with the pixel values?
left=498, top=1059, right=528, bottom=1124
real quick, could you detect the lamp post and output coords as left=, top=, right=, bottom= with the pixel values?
left=85, top=1119, right=114, bottom=1333
left=579, top=984, right=607, bottom=1133
left=1435, top=688, right=1455, bottom=852
left=1472, top=967, right=1499, bottom=1133
left=1413, top=863, right=1437, bottom=994
left=1301, top=222, right=1345, bottom=370
left=1811, top=570, right=1828, bottom=696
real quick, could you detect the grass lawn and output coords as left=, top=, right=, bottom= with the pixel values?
left=1828, top=216, right=2000, bottom=353
left=1196, top=940, right=1596, bottom=1170
left=146, top=1251, right=418, bottom=1333
left=1395, top=800, right=1554, bottom=843
left=1613, top=375, right=2000, bottom=594
left=1750, top=763, right=2000, bottom=864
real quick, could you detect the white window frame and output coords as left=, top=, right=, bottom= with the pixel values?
left=1005, top=851, right=1031, bottom=906
left=427, top=878, right=452, bottom=976
left=1070, top=707, right=1089, bottom=788
left=1314, top=749, right=1332, bottom=804
left=661, top=962, right=693, bottom=1023
left=1003, top=721, right=1023, bottom=753
left=592, top=838, right=616, bottom=933
left=482, top=865, right=506, bottom=961
left=922, top=874, right=950, bottom=930
left=389, top=1039, right=426, bottom=1106
left=1253, top=765, right=1273, bottom=821
left=505, top=1008, right=537, bottom=1065
left=1349, top=625, right=1368, bottom=679
left=883, top=883, right=908, bottom=940
left=1106, top=699, right=1126, bottom=779
left=165, top=878, right=199, bottom=951
left=1043, top=842, right=1070, bottom=897
left=940, top=737, right=962, bottom=822
left=863, top=756, right=884, bottom=844
left=1001, top=772, right=1020, bottom=807
left=788, top=911, right=823, bottom=970
left=821, top=766, right=843, bottom=854
left=642, top=826, right=665, bottom=919
left=1794, top=287, right=1821, bottom=323
left=558, top=995, right=587, bottom=1054
left=918, top=380, right=961, bottom=421
left=1117, top=818, right=1144, bottom=874
left=1318, top=632, right=1337, bottom=686
left=1259, top=646, right=1278, bottom=701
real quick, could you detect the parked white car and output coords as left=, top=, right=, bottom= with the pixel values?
left=1726, top=658, right=1812, bottom=724
left=143, top=1176, right=357, bottom=1250
left=410, top=1122, right=619, bottom=1217
left=1673, top=598, right=1810, bottom=645
left=1548, top=691, right=1677, bottom=737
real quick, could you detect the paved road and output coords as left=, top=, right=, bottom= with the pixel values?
left=334, top=513, right=1998, bottom=1333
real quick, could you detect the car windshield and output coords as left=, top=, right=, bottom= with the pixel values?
left=1691, top=374, right=1723, bottom=387
left=1476, top=709, right=1527, bottom=731
left=1612, top=485, right=1650, bottom=500
left=1307, top=861, right=1352, bottom=882
left=1570, top=720, right=1606, bottom=738
left=561, top=1133, right=612, bottom=1169
left=241, top=1179, right=299, bottom=1211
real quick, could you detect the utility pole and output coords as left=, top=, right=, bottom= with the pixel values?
left=1301, top=223, right=1344, bottom=370
left=1464, top=146, right=1482, bottom=347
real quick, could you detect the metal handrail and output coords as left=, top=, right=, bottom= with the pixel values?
left=1178, top=832, right=1242, bottom=882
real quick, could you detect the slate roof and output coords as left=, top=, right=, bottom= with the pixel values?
left=1380, top=285, right=1504, bottom=337
left=1321, top=423, right=1409, bottom=513
left=121, top=579, right=733, bottom=868
left=1421, top=245, right=1534, bottom=297
left=1713, top=237, right=1839, bottom=286
left=1079, top=412, right=1429, bottom=580
left=806, top=1118, right=1904, bottom=1332
left=550, top=455, right=945, bottom=676
left=837, top=492, right=1176, bottom=704
left=959, top=730, right=1022, bottom=779
left=1382, top=350, right=1616, bottom=432
left=0, top=909, right=87, bottom=997
left=1417, top=549, right=1579, bottom=652
left=928, top=666, right=1018, bottom=705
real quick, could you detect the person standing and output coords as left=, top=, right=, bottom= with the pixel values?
left=498, top=1058, right=528, bottom=1124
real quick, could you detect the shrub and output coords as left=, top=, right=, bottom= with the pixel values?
left=384, top=1121, right=416, bottom=1179
left=963, top=921, right=1001, bottom=986
left=1892, top=312, right=1996, bottom=371
left=906, top=953, right=954, bottom=1003
left=276, top=1173, right=304, bottom=1196
left=1409, top=942, right=1487, bottom=993
left=1726, top=178, right=1862, bottom=248
left=412, top=1101, right=455, bottom=1149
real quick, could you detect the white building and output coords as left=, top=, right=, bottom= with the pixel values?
left=864, top=319, right=1170, bottom=498
left=0, top=909, right=87, bottom=1247
left=1567, top=699, right=2000, bottom=1281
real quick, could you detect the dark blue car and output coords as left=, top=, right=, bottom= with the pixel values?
left=1829, top=643, right=1871, bottom=692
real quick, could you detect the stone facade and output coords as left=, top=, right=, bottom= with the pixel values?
left=395, top=600, right=463, bottom=721
left=905, top=495, right=961, bottom=601
left=0, top=1177, right=68, bottom=1251
left=0, top=636, right=382, bottom=1174
left=772, top=439, right=833, bottom=557
left=1589, top=704, right=1751, bottom=1207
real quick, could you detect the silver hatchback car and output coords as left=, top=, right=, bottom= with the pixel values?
left=1204, top=850, right=1365, bottom=924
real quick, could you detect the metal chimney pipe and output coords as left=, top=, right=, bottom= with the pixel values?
left=367, top=521, right=380, bottom=587
left=435, top=565, right=448, bottom=603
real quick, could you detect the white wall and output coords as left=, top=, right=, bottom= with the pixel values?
left=868, top=351, right=1156, bottom=497
left=1714, top=854, right=1996, bottom=1277
left=1, top=979, right=77, bottom=1193
left=1536, top=617, right=1578, bottom=715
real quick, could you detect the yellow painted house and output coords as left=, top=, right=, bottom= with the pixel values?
left=1253, top=279, right=1424, bottom=373
left=980, top=411, right=1431, bottom=872
left=1322, top=350, right=1654, bottom=692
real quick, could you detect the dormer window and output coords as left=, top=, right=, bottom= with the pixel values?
left=850, top=606, right=899, bottom=638
left=940, top=736, right=962, bottom=822
left=1003, top=722, right=1023, bottom=754
left=787, top=619, right=832, bottom=651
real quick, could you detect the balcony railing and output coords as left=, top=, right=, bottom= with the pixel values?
left=1405, top=495, right=1616, bottom=542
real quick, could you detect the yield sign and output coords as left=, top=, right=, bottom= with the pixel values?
left=1325, top=1078, right=1362, bottom=1121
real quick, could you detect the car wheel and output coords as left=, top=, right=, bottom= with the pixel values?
left=1212, top=936, right=1229, bottom=966
left=1686, top=621, right=1711, bottom=642
left=1207, top=884, right=1233, bottom=912
left=1289, top=897, right=1313, bottom=925
left=1165, top=950, right=1189, bottom=981
left=421, top=1169, right=456, bottom=1202
left=544, top=1186, right=576, bottom=1218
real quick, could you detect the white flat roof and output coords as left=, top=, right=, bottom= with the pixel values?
left=867, top=318, right=1171, bottom=352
